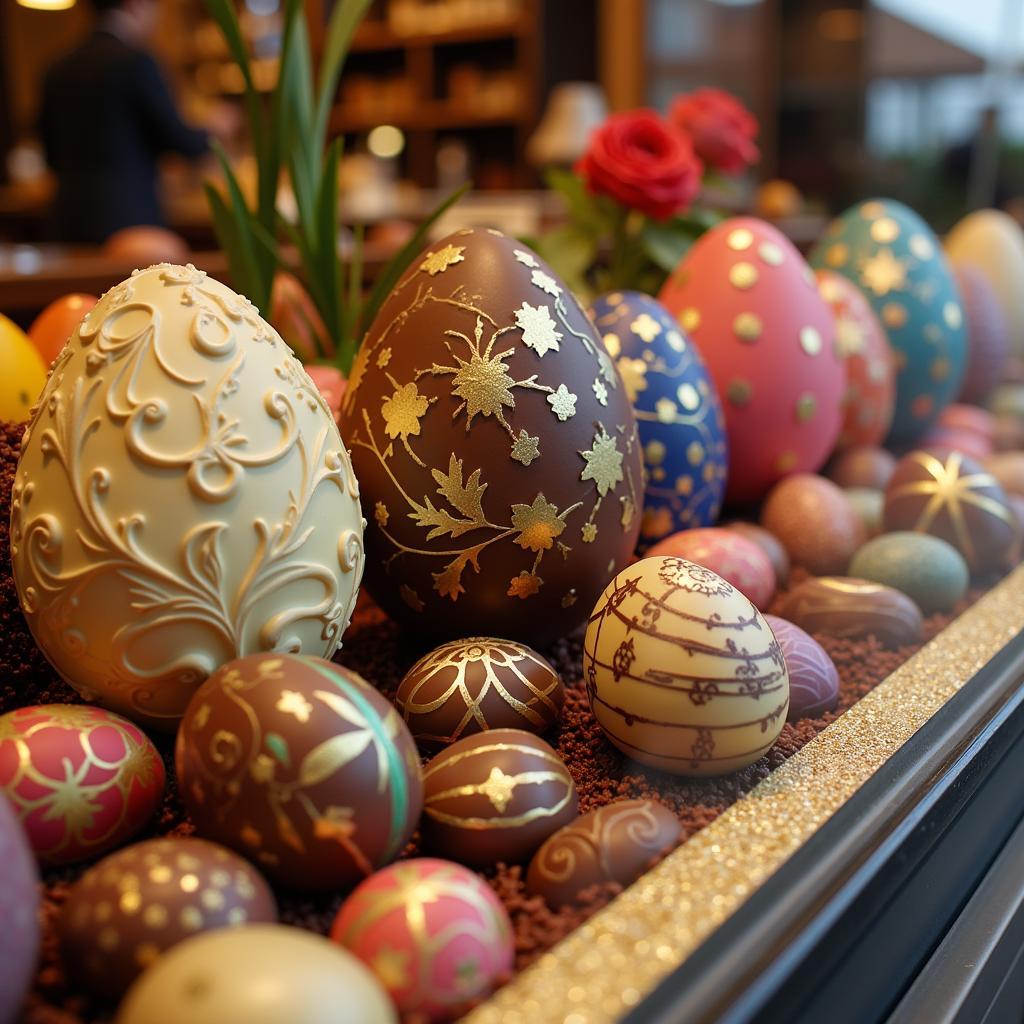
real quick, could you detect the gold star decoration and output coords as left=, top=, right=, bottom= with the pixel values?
left=276, top=690, right=313, bottom=723
left=580, top=426, right=624, bottom=496
left=531, top=269, right=561, bottom=297
left=860, top=248, right=907, bottom=296
left=630, top=313, right=662, bottom=343
left=513, top=248, right=539, bottom=268
left=546, top=384, right=577, bottom=421
left=419, top=244, right=465, bottom=276
left=477, top=766, right=518, bottom=811
left=507, top=571, right=542, bottom=600
left=381, top=381, right=432, bottom=442
left=511, top=493, right=566, bottom=552
left=514, top=302, right=562, bottom=357
left=593, top=378, right=609, bottom=406
left=617, top=357, right=648, bottom=403
left=374, top=502, right=389, bottom=528
left=510, top=430, right=541, bottom=467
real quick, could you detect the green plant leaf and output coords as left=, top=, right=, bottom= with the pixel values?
left=543, top=168, right=595, bottom=221
left=531, top=225, right=596, bottom=301
left=315, top=0, right=372, bottom=149
left=640, top=218, right=697, bottom=273
left=202, top=0, right=263, bottom=158
left=314, top=137, right=344, bottom=343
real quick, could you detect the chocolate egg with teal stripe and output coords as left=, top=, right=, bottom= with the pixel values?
left=809, top=199, right=966, bottom=445
left=589, top=291, right=727, bottom=551
left=176, top=653, right=423, bottom=891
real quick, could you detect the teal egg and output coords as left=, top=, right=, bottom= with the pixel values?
left=848, top=531, right=968, bottom=613
left=588, top=291, right=727, bottom=550
left=809, top=200, right=966, bottom=445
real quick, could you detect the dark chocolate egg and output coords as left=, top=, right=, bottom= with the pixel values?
left=339, top=229, right=643, bottom=644
left=59, top=837, right=277, bottom=999
left=827, top=445, right=896, bottom=491
left=883, top=450, right=1017, bottom=574
left=175, top=654, right=423, bottom=891
left=0, top=792, right=38, bottom=1024
left=395, top=637, right=563, bottom=748
left=525, top=799, right=681, bottom=908
left=763, top=615, right=839, bottom=720
left=421, top=729, right=577, bottom=867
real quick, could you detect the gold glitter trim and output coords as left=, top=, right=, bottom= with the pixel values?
left=467, top=564, right=1024, bottom=1024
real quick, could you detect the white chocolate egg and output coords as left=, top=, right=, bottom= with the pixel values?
left=10, top=264, right=364, bottom=730
left=583, top=555, right=789, bottom=776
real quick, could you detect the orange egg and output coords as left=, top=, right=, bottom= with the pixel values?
left=28, top=293, right=97, bottom=365
left=103, top=225, right=189, bottom=265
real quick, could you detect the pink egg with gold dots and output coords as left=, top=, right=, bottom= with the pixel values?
left=646, top=526, right=776, bottom=609
left=659, top=218, right=845, bottom=502
left=330, top=858, right=513, bottom=1022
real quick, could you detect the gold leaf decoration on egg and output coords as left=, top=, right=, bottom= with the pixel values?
left=546, top=384, right=578, bottom=421
left=510, top=430, right=541, bottom=467
left=419, top=245, right=465, bottom=276
left=630, top=313, right=661, bottom=342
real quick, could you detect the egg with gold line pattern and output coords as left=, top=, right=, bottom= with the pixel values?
left=584, top=556, right=789, bottom=776
left=809, top=199, right=967, bottom=445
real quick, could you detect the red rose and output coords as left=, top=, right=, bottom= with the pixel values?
left=670, top=89, right=759, bottom=175
left=575, top=109, right=702, bottom=221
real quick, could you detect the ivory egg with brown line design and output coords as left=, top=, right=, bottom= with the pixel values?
left=338, top=229, right=642, bottom=645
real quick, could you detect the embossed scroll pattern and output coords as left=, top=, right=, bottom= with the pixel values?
left=10, top=264, right=365, bottom=728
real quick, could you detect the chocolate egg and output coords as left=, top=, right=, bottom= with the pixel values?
left=0, top=793, right=39, bottom=1024
left=525, top=799, right=681, bottom=908
left=0, top=704, right=164, bottom=865
left=920, top=428, right=992, bottom=463
left=816, top=268, right=896, bottom=447
left=984, top=452, right=1024, bottom=496
left=59, top=836, right=277, bottom=999
left=954, top=266, right=1010, bottom=403
left=827, top=444, right=897, bottom=491
left=331, top=858, right=513, bottom=1021
left=763, top=616, right=839, bottom=721
left=938, top=403, right=996, bottom=442
left=778, top=577, right=923, bottom=647
left=175, top=653, right=422, bottom=891
left=946, top=209, right=1024, bottom=356
left=584, top=556, right=789, bottom=776
left=395, top=637, right=563, bottom=747
left=588, top=290, right=727, bottom=549
left=10, top=264, right=364, bottom=730
left=115, top=925, right=396, bottom=1024
left=722, top=521, right=790, bottom=587
left=843, top=487, right=885, bottom=538
left=883, top=450, right=1017, bottom=574
left=339, top=229, right=642, bottom=644
left=421, top=729, right=576, bottom=867
left=810, top=199, right=967, bottom=444
left=760, top=474, right=865, bottom=576
left=659, top=218, right=845, bottom=502
left=848, top=532, right=968, bottom=614
left=647, top=527, right=776, bottom=609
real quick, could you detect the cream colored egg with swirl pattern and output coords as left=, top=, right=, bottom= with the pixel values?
left=10, top=264, right=364, bottom=730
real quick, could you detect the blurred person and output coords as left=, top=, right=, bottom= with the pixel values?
left=39, top=0, right=232, bottom=244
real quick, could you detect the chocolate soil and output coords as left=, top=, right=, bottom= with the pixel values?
left=0, top=421, right=995, bottom=1023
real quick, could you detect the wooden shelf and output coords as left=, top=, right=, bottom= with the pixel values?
left=349, top=17, right=529, bottom=52
left=330, top=101, right=525, bottom=134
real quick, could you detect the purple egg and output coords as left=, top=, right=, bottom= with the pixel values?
left=0, top=791, right=39, bottom=1024
left=765, top=614, right=840, bottom=721
left=956, top=265, right=1010, bottom=405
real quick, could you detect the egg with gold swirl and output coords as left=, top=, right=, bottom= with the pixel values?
left=338, top=229, right=642, bottom=645
left=809, top=199, right=967, bottom=445
left=584, top=556, right=789, bottom=776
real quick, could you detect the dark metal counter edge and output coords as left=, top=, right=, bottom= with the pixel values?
left=624, top=626, right=1024, bottom=1024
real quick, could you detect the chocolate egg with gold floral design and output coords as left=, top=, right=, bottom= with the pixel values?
left=175, top=653, right=422, bottom=891
left=58, top=837, right=277, bottom=999
left=809, top=199, right=967, bottom=444
left=658, top=218, right=845, bottom=503
left=338, top=229, right=642, bottom=644
left=0, top=704, right=165, bottom=865
left=588, top=291, right=727, bottom=550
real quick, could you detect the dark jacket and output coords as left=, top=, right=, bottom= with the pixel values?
left=40, top=29, right=208, bottom=243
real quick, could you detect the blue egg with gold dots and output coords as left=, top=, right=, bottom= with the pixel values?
left=589, top=291, right=727, bottom=551
left=809, top=199, right=966, bottom=445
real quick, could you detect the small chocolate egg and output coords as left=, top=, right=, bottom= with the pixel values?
left=588, top=291, right=728, bottom=549
left=658, top=218, right=845, bottom=502
left=421, top=729, right=576, bottom=867
left=331, top=858, right=513, bottom=1021
left=0, top=704, right=164, bottom=865
left=59, top=837, right=277, bottom=1000
left=827, top=445, right=897, bottom=491
left=816, top=268, right=896, bottom=448
left=884, top=450, right=1017, bottom=574
left=763, top=616, right=839, bottom=721
left=848, top=532, right=968, bottom=614
left=0, top=793, right=39, bottom=1024
left=953, top=266, right=1010, bottom=404
left=761, top=474, right=865, bottom=576
left=844, top=487, right=885, bottom=538
left=647, top=527, right=776, bottom=609
left=526, top=799, right=682, bottom=908
left=115, top=925, right=396, bottom=1024
left=395, top=637, right=563, bottom=747
left=584, top=556, right=789, bottom=776
left=723, top=521, right=790, bottom=587
left=810, top=199, right=967, bottom=444
left=778, top=577, right=923, bottom=647
left=983, top=452, right=1024, bottom=497
left=176, top=654, right=423, bottom=891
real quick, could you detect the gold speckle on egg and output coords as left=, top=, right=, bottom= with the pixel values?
left=733, top=312, right=762, bottom=343
left=679, top=307, right=701, bottom=332
left=727, top=228, right=754, bottom=251
left=201, top=889, right=226, bottom=912
left=120, top=891, right=142, bottom=914
left=602, top=333, right=621, bottom=358
left=727, top=379, right=753, bottom=407
left=860, top=201, right=886, bottom=219
left=210, top=870, right=231, bottom=888
left=795, top=393, right=817, bottom=422
left=729, top=262, right=758, bottom=290
left=180, top=906, right=204, bottom=930
left=776, top=451, right=798, bottom=472
left=910, top=234, right=935, bottom=260
left=826, top=243, right=849, bottom=267
left=931, top=358, right=951, bottom=381
left=676, top=476, right=694, bottom=496
left=135, top=943, right=161, bottom=968
left=758, top=242, right=784, bottom=266
left=227, top=907, right=248, bottom=926
left=677, top=383, right=700, bottom=411
left=180, top=873, right=200, bottom=893
left=656, top=398, right=677, bottom=423
left=687, top=441, right=705, bottom=466
left=836, top=318, right=864, bottom=357
left=800, top=326, right=823, bottom=357
left=148, top=865, right=172, bottom=885
left=582, top=523, right=598, bottom=543
left=645, top=440, right=666, bottom=466
left=870, top=218, right=900, bottom=243
left=944, top=302, right=963, bottom=329
left=98, top=928, right=120, bottom=952
left=818, top=277, right=842, bottom=303
left=143, top=904, right=168, bottom=929
left=94, top=901, right=113, bottom=922
left=882, top=302, right=908, bottom=328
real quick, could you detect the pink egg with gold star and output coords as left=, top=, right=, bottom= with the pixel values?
left=330, top=858, right=513, bottom=1022
left=0, top=704, right=165, bottom=866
